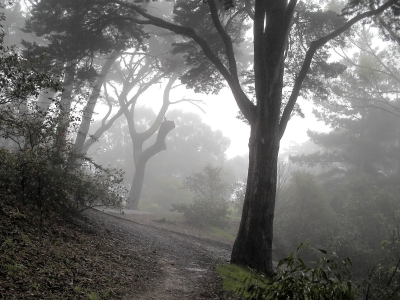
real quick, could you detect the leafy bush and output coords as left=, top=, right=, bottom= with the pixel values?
left=171, top=164, right=230, bottom=227
left=0, top=130, right=126, bottom=217
left=172, top=197, right=230, bottom=227
left=141, top=176, right=193, bottom=211
left=238, top=243, right=355, bottom=300
left=0, top=22, right=126, bottom=217
left=356, top=221, right=400, bottom=300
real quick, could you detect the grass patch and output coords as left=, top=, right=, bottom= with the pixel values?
left=217, top=245, right=357, bottom=300
left=227, top=212, right=242, bottom=221
left=209, top=226, right=236, bottom=241
left=152, top=217, right=177, bottom=225
left=4, top=262, right=27, bottom=278
left=216, top=263, right=267, bottom=297
left=152, top=212, right=185, bottom=224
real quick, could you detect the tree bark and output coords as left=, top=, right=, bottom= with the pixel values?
left=231, top=124, right=280, bottom=274
left=54, top=61, right=76, bottom=155
left=72, top=52, right=120, bottom=168
left=231, top=42, right=285, bottom=276
left=127, top=120, right=175, bottom=209
left=127, top=160, right=145, bottom=210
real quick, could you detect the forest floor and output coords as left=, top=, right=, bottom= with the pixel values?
left=0, top=202, right=241, bottom=299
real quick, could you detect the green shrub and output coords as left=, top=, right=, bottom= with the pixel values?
left=0, top=30, right=126, bottom=217
left=356, top=222, right=400, bottom=300
left=171, top=164, right=230, bottom=227
left=171, top=197, right=229, bottom=227
left=0, top=145, right=126, bottom=216
left=238, top=243, right=355, bottom=300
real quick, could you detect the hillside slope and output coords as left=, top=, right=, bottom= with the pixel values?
left=0, top=203, right=238, bottom=299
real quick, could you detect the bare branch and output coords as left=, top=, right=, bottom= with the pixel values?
left=136, top=73, right=179, bottom=141
left=169, top=98, right=206, bottom=113
left=225, top=7, right=247, bottom=32
left=102, top=83, right=113, bottom=126
left=113, top=0, right=256, bottom=122
left=139, top=120, right=175, bottom=165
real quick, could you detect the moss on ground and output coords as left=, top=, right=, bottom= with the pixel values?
left=209, top=226, right=236, bottom=242
left=216, top=263, right=268, bottom=298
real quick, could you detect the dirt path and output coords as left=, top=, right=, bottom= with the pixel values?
left=85, top=209, right=237, bottom=300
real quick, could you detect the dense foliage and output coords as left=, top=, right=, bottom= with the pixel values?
left=238, top=244, right=355, bottom=300
left=171, top=164, right=231, bottom=227
left=0, top=10, right=126, bottom=217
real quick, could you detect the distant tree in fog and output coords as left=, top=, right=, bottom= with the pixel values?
left=171, top=164, right=231, bottom=227
left=293, top=28, right=400, bottom=182
left=224, top=155, right=249, bottom=181
left=88, top=52, right=205, bottom=210
left=146, top=109, right=230, bottom=178
left=22, top=0, right=147, bottom=158
left=120, top=73, right=177, bottom=210
left=274, top=171, right=337, bottom=256
left=92, top=109, right=231, bottom=210
left=1, top=3, right=33, bottom=47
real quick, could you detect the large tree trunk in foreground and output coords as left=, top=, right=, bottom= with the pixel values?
left=231, top=48, right=283, bottom=274
left=231, top=124, right=280, bottom=275
left=230, top=0, right=287, bottom=276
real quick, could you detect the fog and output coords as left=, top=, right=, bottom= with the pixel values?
left=1, top=1, right=400, bottom=297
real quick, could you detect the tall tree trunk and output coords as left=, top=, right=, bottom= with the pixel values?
left=18, top=100, right=29, bottom=150
left=128, top=159, right=145, bottom=210
left=72, top=52, right=120, bottom=168
left=397, top=112, right=400, bottom=181
left=231, top=123, right=280, bottom=275
left=231, top=69, right=283, bottom=275
left=231, top=1, right=287, bottom=275
left=54, top=61, right=76, bottom=157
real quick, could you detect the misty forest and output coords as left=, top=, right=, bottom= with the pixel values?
left=1, top=0, right=400, bottom=299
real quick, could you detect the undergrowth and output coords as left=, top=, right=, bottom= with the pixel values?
left=217, top=243, right=355, bottom=300
left=0, top=201, right=152, bottom=299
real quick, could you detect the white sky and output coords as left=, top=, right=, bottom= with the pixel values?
left=139, top=82, right=329, bottom=159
